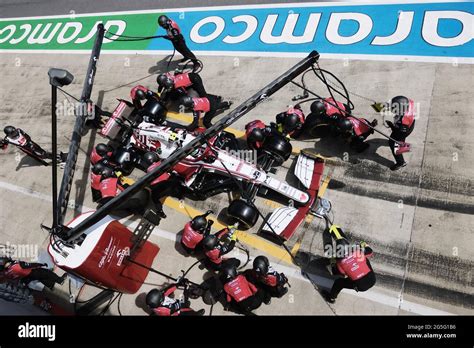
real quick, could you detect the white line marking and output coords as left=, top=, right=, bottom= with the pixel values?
left=0, top=180, right=455, bottom=315
left=0, top=49, right=472, bottom=64
left=0, top=1, right=468, bottom=21
left=0, top=181, right=53, bottom=202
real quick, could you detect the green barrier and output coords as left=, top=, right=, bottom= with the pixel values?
left=0, top=13, right=161, bottom=50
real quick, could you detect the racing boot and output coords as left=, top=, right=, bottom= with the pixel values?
left=390, top=161, right=407, bottom=171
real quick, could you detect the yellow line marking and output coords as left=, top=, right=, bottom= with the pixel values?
left=263, top=200, right=282, bottom=209
left=162, top=196, right=293, bottom=264
left=167, top=111, right=246, bottom=138
left=318, top=172, right=332, bottom=198
left=291, top=239, right=302, bottom=256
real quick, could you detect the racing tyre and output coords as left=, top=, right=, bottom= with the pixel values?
left=262, top=135, right=292, bottom=166
left=304, top=113, right=330, bottom=138
left=227, top=199, right=259, bottom=230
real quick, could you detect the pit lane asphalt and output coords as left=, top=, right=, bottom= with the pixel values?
left=0, top=1, right=472, bottom=316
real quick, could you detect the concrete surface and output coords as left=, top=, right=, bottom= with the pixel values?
left=0, top=49, right=472, bottom=316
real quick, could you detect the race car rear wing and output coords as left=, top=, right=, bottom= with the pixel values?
left=60, top=50, right=320, bottom=243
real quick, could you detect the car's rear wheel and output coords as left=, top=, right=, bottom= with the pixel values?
left=261, top=134, right=292, bottom=166
left=227, top=199, right=259, bottom=230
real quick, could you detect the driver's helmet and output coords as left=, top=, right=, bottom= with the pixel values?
left=139, top=99, right=167, bottom=125
left=189, top=144, right=207, bottom=159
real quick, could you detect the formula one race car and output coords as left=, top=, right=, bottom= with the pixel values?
left=97, top=89, right=328, bottom=240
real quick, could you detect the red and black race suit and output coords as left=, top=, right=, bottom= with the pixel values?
left=205, top=229, right=234, bottom=265
left=260, top=273, right=279, bottom=287
left=3, top=129, right=51, bottom=160
left=247, top=268, right=286, bottom=288
left=187, top=97, right=211, bottom=131
left=172, top=73, right=192, bottom=89
left=90, top=148, right=113, bottom=166
left=347, top=117, right=373, bottom=138
left=4, top=261, right=44, bottom=280
left=90, top=172, right=102, bottom=191
left=401, top=99, right=416, bottom=128
left=324, top=97, right=349, bottom=119
left=224, top=275, right=258, bottom=303
left=166, top=20, right=182, bottom=41
left=181, top=222, right=205, bottom=250
left=99, top=177, right=121, bottom=199
left=90, top=172, right=102, bottom=201
left=205, top=248, right=223, bottom=265
left=193, top=97, right=211, bottom=113
left=275, top=106, right=305, bottom=137
left=245, top=120, right=266, bottom=149
left=336, top=248, right=373, bottom=281
left=151, top=285, right=185, bottom=316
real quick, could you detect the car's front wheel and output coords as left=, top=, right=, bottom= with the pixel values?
left=261, top=134, right=292, bottom=166
left=227, top=199, right=259, bottom=230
